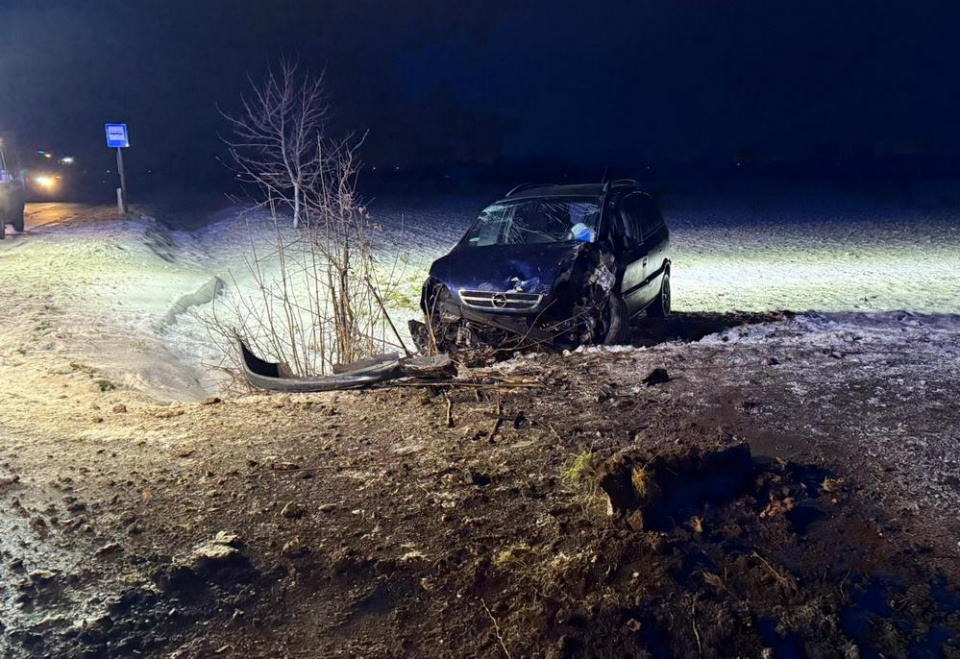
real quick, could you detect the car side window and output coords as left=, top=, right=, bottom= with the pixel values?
left=617, top=195, right=642, bottom=247
left=638, top=195, right=664, bottom=239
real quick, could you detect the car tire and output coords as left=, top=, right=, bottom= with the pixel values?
left=12, top=205, right=24, bottom=233
left=601, top=294, right=631, bottom=345
left=647, top=271, right=671, bottom=318
left=424, top=284, right=457, bottom=352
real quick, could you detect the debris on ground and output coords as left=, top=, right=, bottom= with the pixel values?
left=239, top=340, right=456, bottom=392
left=191, top=532, right=244, bottom=564
left=239, top=338, right=542, bottom=393
left=4, top=311, right=960, bottom=658
left=641, top=366, right=671, bottom=386
left=280, top=501, right=306, bottom=519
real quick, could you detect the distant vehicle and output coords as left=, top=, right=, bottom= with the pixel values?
left=22, top=149, right=66, bottom=201
left=414, top=180, right=671, bottom=353
left=24, top=171, right=63, bottom=200
left=0, top=136, right=26, bottom=239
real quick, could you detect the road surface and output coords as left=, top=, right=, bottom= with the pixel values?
left=25, top=202, right=119, bottom=230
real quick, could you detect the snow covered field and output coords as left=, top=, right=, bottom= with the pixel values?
left=0, top=206, right=215, bottom=408
left=668, top=197, right=960, bottom=313
left=1, top=190, right=958, bottom=404
left=161, top=189, right=960, bottom=384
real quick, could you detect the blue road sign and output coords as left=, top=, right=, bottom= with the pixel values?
left=105, top=124, right=130, bottom=149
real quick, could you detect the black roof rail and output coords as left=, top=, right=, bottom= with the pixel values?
left=505, top=182, right=554, bottom=197
left=601, top=178, right=638, bottom=193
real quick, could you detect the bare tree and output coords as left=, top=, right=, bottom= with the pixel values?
left=198, top=63, right=409, bottom=388
left=223, top=61, right=329, bottom=228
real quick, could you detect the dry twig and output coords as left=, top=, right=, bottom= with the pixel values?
left=489, top=393, right=503, bottom=440
left=481, top=599, right=512, bottom=659
left=752, top=551, right=794, bottom=589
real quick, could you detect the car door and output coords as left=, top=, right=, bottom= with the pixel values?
left=636, top=194, right=669, bottom=301
left=615, top=194, right=654, bottom=315
left=0, top=144, right=11, bottom=219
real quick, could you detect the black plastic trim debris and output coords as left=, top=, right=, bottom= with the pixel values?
left=238, top=340, right=453, bottom=393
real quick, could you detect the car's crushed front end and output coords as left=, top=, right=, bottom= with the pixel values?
left=411, top=235, right=619, bottom=357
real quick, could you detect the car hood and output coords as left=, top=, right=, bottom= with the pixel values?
left=430, top=242, right=585, bottom=296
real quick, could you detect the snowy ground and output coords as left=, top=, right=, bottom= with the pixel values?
left=163, top=190, right=960, bottom=388
left=694, top=311, right=960, bottom=537
left=668, top=198, right=960, bottom=313
left=0, top=206, right=215, bottom=408
left=205, top=191, right=960, bottom=319
left=6, top=191, right=953, bottom=525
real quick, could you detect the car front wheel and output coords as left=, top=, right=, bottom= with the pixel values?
left=600, top=294, right=631, bottom=345
left=12, top=205, right=24, bottom=233
left=424, top=284, right=459, bottom=353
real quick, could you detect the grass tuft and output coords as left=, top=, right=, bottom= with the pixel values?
left=631, top=465, right=659, bottom=504
left=95, top=379, right=117, bottom=392
left=562, top=449, right=597, bottom=485
left=494, top=542, right=532, bottom=566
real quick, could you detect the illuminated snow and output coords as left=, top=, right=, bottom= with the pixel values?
left=2, top=191, right=958, bottom=400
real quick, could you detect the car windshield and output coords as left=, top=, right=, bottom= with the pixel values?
left=463, top=198, right=601, bottom=247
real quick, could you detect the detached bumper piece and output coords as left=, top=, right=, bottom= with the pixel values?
left=238, top=340, right=453, bottom=393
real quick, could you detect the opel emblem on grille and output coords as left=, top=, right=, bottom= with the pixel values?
left=491, top=293, right=508, bottom=309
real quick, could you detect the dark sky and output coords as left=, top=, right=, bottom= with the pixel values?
left=2, top=0, right=959, bottom=182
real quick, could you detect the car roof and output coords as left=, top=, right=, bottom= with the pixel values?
left=495, top=182, right=644, bottom=202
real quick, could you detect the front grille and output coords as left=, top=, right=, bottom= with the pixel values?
left=459, top=289, right=543, bottom=312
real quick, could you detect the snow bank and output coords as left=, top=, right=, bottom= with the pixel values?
left=0, top=208, right=213, bottom=402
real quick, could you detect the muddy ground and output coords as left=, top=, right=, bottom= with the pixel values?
left=2, top=311, right=959, bottom=658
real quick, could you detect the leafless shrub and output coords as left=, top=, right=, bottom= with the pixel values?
left=198, top=63, right=409, bottom=389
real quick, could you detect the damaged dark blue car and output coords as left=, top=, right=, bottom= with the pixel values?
left=411, top=180, right=671, bottom=355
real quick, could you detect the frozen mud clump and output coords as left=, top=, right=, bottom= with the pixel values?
left=596, top=443, right=753, bottom=530
left=154, top=531, right=252, bottom=594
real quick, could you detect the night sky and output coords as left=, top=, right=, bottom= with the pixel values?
left=2, top=0, right=959, bottom=185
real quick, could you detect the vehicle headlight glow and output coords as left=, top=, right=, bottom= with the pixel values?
left=33, top=175, right=57, bottom=190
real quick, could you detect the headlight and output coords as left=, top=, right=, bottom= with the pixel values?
left=33, top=175, right=57, bottom=190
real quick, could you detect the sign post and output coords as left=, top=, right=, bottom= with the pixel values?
left=104, top=124, right=130, bottom=215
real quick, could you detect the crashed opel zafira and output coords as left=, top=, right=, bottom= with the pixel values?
left=411, top=180, right=672, bottom=354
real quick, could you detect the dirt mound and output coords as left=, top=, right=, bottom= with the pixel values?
left=464, top=444, right=960, bottom=658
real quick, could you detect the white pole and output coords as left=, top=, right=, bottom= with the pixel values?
left=116, top=147, right=129, bottom=215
